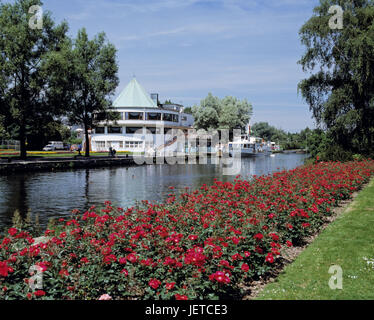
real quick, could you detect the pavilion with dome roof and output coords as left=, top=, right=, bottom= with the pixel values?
left=87, top=78, right=194, bottom=153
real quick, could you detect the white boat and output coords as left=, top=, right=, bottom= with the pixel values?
left=229, top=135, right=271, bottom=157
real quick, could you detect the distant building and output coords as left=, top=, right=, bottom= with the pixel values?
left=87, top=78, right=194, bottom=153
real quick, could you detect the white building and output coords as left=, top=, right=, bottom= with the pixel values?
left=87, top=78, right=194, bottom=154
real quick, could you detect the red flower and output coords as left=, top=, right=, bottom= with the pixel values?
left=302, top=223, right=310, bottom=228
left=255, top=246, right=263, bottom=254
left=59, top=269, right=69, bottom=277
left=126, top=253, right=138, bottom=264
left=59, top=232, right=67, bottom=239
left=241, top=263, right=250, bottom=272
left=254, top=233, right=263, bottom=241
left=286, top=241, right=293, bottom=247
left=188, top=235, right=198, bottom=241
left=149, top=278, right=161, bottom=290
left=165, top=282, right=175, bottom=290
left=103, top=254, right=117, bottom=264
left=8, top=228, right=18, bottom=236
left=175, top=294, right=188, bottom=300
left=80, top=257, right=89, bottom=264
left=269, top=233, right=279, bottom=241
left=265, top=253, right=274, bottom=264
left=119, top=257, right=127, bottom=265
left=35, top=261, right=50, bottom=272
left=0, top=261, right=9, bottom=277
left=184, top=247, right=207, bottom=267
left=232, top=237, right=240, bottom=245
left=121, top=269, right=129, bottom=276
left=34, top=290, right=46, bottom=297
left=209, top=271, right=230, bottom=284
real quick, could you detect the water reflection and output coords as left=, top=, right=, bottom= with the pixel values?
left=0, top=153, right=308, bottom=229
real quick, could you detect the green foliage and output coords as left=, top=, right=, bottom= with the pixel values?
left=0, top=0, right=69, bottom=159
left=66, top=131, right=82, bottom=145
left=251, top=122, right=287, bottom=142
left=26, top=120, right=72, bottom=150
left=251, top=122, right=314, bottom=151
left=299, top=0, right=374, bottom=158
left=46, top=28, right=119, bottom=157
left=192, top=93, right=253, bottom=132
left=183, top=107, right=193, bottom=114
left=305, top=128, right=359, bottom=162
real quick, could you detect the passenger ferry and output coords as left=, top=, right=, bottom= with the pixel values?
left=229, top=135, right=272, bottom=157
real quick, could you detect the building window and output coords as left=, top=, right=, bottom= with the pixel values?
left=126, top=112, right=144, bottom=120
left=94, top=127, right=105, bottom=134
left=107, top=141, right=124, bottom=148
left=95, top=141, right=105, bottom=148
left=145, top=141, right=154, bottom=148
left=108, top=127, right=122, bottom=134
left=126, top=127, right=143, bottom=134
left=163, top=113, right=173, bottom=122
left=172, top=114, right=179, bottom=122
left=146, top=113, right=162, bottom=121
left=164, top=128, right=174, bottom=135
left=146, top=127, right=157, bottom=134
left=94, top=112, right=107, bottom=121
left=125, top=141, right=144, bottom=149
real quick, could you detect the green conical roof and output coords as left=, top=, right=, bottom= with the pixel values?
left=113, top=78, right=158, bottom=108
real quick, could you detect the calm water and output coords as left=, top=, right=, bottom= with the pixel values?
left=0, top=153, right=308, bottom=230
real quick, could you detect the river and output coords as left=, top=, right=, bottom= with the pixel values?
left=0, top=153, right=308, bottom=230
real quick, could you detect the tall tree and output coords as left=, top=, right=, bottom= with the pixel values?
left=192, top=93, right=221, bottom=131
left=192, top=93, right=253, bottom=132
left=0, top=0, right=68, bottom=159
left=299, top=0, right=374, bottom=157
left=50, top=28, right=119, bottom=157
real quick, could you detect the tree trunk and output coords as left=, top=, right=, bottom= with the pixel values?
left=19, top=124, right=27, bottom=160
left=84, top=123, right=90, bottom=158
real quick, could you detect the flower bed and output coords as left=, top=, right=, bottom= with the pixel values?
left=1, top=160, right=374, bottom=300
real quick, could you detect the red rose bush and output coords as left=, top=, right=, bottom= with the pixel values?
left=0, top=160, right=373, bottom=300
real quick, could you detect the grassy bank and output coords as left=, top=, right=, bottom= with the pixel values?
left=257, top=179, right=374, bottom=300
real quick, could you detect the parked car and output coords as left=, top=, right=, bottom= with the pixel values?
left=43, top=144, right=56, bottom=151
left=43, top=141, right=64, bottom=151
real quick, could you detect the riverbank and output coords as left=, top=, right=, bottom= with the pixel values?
left=0, top=153, right=221, bottom=174
left=1, top=160, right=373, bottom=300
left=256, top=178, right=374, bottom=300
left=0, top=156, right=139, bottom=174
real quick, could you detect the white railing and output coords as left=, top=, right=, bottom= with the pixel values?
left=0, top=140, right=20, bottom=151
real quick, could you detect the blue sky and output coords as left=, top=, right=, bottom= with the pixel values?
left=42, top=0, right=320, bottom=132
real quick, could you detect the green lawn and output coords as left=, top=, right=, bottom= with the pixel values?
left=257, top=178, right=374, bottom=300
